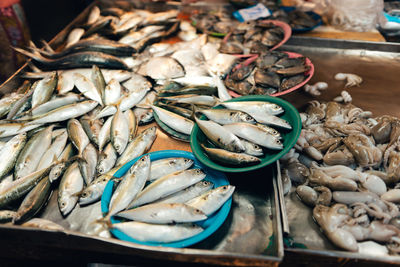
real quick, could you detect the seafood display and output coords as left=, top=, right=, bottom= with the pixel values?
left=281, top=98, right=400, bottom=255
left=195, top=99, right=292, bottom=167
left=225, top=50, right=312, bottom=96
left=268, top=8, right=322, bottom=32
left=102, top=154, right=234, bottom=244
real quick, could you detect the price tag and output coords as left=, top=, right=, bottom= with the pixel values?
left=233, top=3, right=271, bottom=22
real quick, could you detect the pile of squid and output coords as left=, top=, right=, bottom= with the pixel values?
left=280, top=99, right=400, bottom=254
left=0, top=65, right=158, bottom=225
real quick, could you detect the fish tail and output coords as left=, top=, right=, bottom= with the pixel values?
left=12, top=46, right=50, bottom=64
left=95, top=216, right=112, bottom=228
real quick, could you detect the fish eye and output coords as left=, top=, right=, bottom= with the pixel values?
left=273, top=104, right=280, bottom=110
left=254, top=144, right=260, bottom=149
left=277, top=140, right=282, bottom=144
left=184, top=158, right=190, bottom=162
left=102, top=178, right=108, bottom=182
left=246, top=115, right=253, bottom=120
left=81, top=192, right=88, bottom=198
left=195, top=209, right=202, bottom=213
left=60, top=202, right=66, bottom=208
left=273, top=130, right=278, bottom=135
left=195, top=169, right=201, bottom=174
left=223, top=185, right=228, bottom=189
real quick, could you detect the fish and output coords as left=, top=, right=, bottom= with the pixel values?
left=186, top=185, right=235, bottom=216
left=86, top=6, right=101, bottom=25
left=151, top=105, right=194, bottom=135
left=110, top=221, right=203, bottom=243
left=116, top=203, right=207, bottom=224
left=158, top=94, right=218, bottom=107
left=58, top=161, right=84, bottom=216
left=156, top=180, right=214, bottom=204
left=80, top=115, right=103, bottom=146
left=149, top=157, right=194, bottom=182
left=36, top=130, right=68, bottom=170
left=195, top=117, right=245, bottom=153
left=48, top=143, right=75, bottom=183
left=6, top=85, right=33, bottom=120
left=107, top=155, right=150, bottom=217
left=65, top=28, right=85, bottom=48
left=0, top=166, right=52, bottom=208
left=14, top=47, right=129, bottom=70
left=31, top=72, right=58, bottom=110
left=13, top=177, right=52, bottom=224
left=91, top=65, right=106, bottom=99
left=0, top=123, right=40, bottom=138
left=238, top=138, right=264, bottom=157
left=67, top=119, right=90, bottom=156
left=116, top=126, right=157, bottom=167
left=34, top=39, right=136, bottom=58
left=223, top=123, right=283, bottom=150
left=124, top=109, right=137, bottom=142
left=0, top=210, right=17, bottom=223
left=119, top=25, right=165, bottom=45
left=26, top=93, right=84, bottom=118
left=21, top=218, right=65, bottom=231
left=22, top=100, right=99, bottom=125
left=73, top=73, right=103, bottom=105
left=201, top=145, right=261, bottom=165
left=0, top=133, right=27, bottom=180
left=197, top=108, right=256, bottom=125
left=103, top=79, right=121, bottom=105
left=138, top=56, right=185, bottom=80
left=98, top=115, right=113, bottom=152
left=122, top=73, right=152, bottom=93
left=14, top=125, right=54, bottom=180
left=79, top=143, right=98, bottom=185
left=157, top=103, right=193, bottom=119
left=111, top=106, right=130, bottom=154
left=97, top=142, right=117, bottom=175
left=219, top=101, right=284, bottom=116
left=79, top=166, right=119, bottom=206
left=129, top=168, right=206, bottom=208
left=250, top=113, right=292, bottom=130
left=0, top=93, right=24, bottom=118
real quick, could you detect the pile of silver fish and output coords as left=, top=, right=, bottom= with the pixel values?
left=103, top=154, right=235, bottom=243
left=225, top=50, right=311, bottom=96
left=280, top=99, right=400, bottom=255
left=196, top=100, right=292, bottom=166
left=0, top=64, right=158, bottom=224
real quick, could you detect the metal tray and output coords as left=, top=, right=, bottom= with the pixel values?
left=278, top=36, right=400, bottom=265
left=0, top=2, right=283, bottom=265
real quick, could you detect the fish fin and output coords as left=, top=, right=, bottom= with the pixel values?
left=72, top=190, right=84, bottom=197
left=40, top=39, right=55, bottom=53
left=136, top=103, right=151, bottom=109
left=189, top=104, right=199, bottom=121
left=94, top=217, right=112, bottom=228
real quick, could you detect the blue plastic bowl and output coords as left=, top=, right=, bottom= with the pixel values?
left=101, top=150, right=232, bottom=248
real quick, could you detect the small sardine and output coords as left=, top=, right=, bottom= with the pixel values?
left=152, top=105, right=194, bottom=135
left=149, top=157, right=194, bottom=182
left=111, top=106, right=130, bottom=154
left=186, top=185, right=235, bottom=216
left=223, top=123, right=283, bottom=150
left=31, top=72, right=58, bottom=109
left=124, top=109, right=137, bottom=142
left=159, top=94, right=218, bottom=107
left=220, top=101, right=284, bottom=116
left=80, top=115, right=103, bottom=146
left=110, top=221, right=203, bottom=243
left=116, top=126, right=157, bottom=167
left=0, top=133, right=27, bottom=180
left=67, top=119, right=90, bottom=156
left=130, top=169, right=206, bottom=208
left=36, top=130, right=68, bottom=170
left=201, top=145, right=261, bottom=166
left=156, top=180, right=214, bottom=204
left=48, top=143, right=74, bottom=183
left=91, top=65, right=106, bottom=100
left=116, top=203, right=206, bottom=224
left=198, top=108, right=256, bottom=125
left=58, top=161, right=84, bottom=216
left=108, top=155, right=150, bottom=217
left=79, top=143, right=98, bottom=185
left=195, top=117, right=244, bottom=152
left=97, top=142, right=117, bottom=175
left=98, top=115, right=113, bottom=152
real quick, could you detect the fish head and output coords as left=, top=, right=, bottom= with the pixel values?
left=79, top=186, right=102, bottom=206
left=58, top=195, right=77, bottom=216
left=271, top=138, right=284, bottom=150
left=49, top=163, right=66, bottom=182
left=269, top=103, right=284, bottom=115
left=239, top=113, right=257, bottom=124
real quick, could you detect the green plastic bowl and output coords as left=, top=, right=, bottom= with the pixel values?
left=190, top=95, right=302, bottom=173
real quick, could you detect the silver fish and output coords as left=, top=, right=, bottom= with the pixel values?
left=36, top=130, right=68, bottom=170
left=0, top=167, right=52, bottom=208
left=98, top=115, right=113, bottom=152
left=79, top=166, right=119, bottom=206
left=149, top=157, right=193, bottom=182
left=58, top=161, right=84, bottom=216
left=108, top=155, right=150, bottom=217
left=249, top=113, right=292, bottom=130
left=23, top=100, right=99, bottom=125
left=186, top=185, right=235, bottom=216
left=239, top=138, right=264, bottom=157
left=97, top=142, right=117, bottom=175
left=0, top=123, right=40, bottom=138
left=79, top=143, right=98, bottom=185
left=74, top=73, right=103, bottom=105
left=152, top=105, right=194, bottom=135
left=111, top=106, right=130, bottom=155
left=138, top=56, right=185, bottom=80
left=13, top=176, right=52, bottom=223
left=28, top=93, right=83, bottom=117
left=15, top=125, right=54, bottom=180
left=48, top=143, right=74, bottom=183
left=0, top=174, right=13, bottom=192
left=195, top=117, right=244, bottom=152
left=87, top=6, right=100, bottom=25
left=223, top=123, right=283, bottom=150
left=80, top=115, right=103, bottom=146
left=130, top=169, right=206, bottom=208
left=0, top=210, right=17, bottom=223
left=198, top=108, right=256, bottom=125
left=103, top=79, right=121, bottom=105
left=116, top=202, right=206, bottom=224
left=220, top=101, right=284, bottom=116
left=22, top=218, right=64, bottom=231
left=91, top=65, right=106, bottom=100
left=119, top=25, right=165, bottom=45
left=201, top=145, right=261, bottom=165
left=122, top=73, right=152, bottom=93
left=124, top=109, right=137, bottom=142
left=255, top=123, right=282, bottom=139
left=65, top=28, right=85, bottom=48
left=110, top=221, right=203, bottom=243
left=31, top=72, right=58, bottom=110
left=156, top=180, right=214, bottom=204
left=67, top=119, right=90, bottom=156
left=116, top=126, right=157, bottom=167
left=0, top=93, right=24, bottom=118
left=159, top=94, right=218, bottom=106
left=0, top=133, right=27, bottom=179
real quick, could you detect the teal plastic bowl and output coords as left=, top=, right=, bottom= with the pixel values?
left=190, top=95, right=302, bottom=173
left=101, top=149, right=232, bottom=248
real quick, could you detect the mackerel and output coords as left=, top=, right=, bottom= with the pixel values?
left=58, top=161, right=84, bottom=216
left=156, top=180, right=214, bottom=204
left=111, top=106, right=130, bottom=155
left=79, top=143, right=98, bottom=185
left=31, top=72, right=58, bottom=109
left=36, top=130, right=68, bottom=170
left=74, top=73, right=103, bottom=105
left=0, top=133, right=27, bottom=180
left=67, top=119, right=90, bottom=156
left=97, top=142, right=117, bottom=175
left=152, top=105, right=194, bottom=135
left=149, top=157, right=193, bottom=181
left=220, top=101, right=284, bottom=116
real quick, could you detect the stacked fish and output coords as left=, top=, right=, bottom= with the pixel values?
left=104, top=155, right=235, bottom=243
left=195, top=100, right=292, bottom=166
left=0, top=65, right=158, bottom=223
left=225, top=50, right=311, bottom=96
left=14, top=5, right=180, bottom=70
